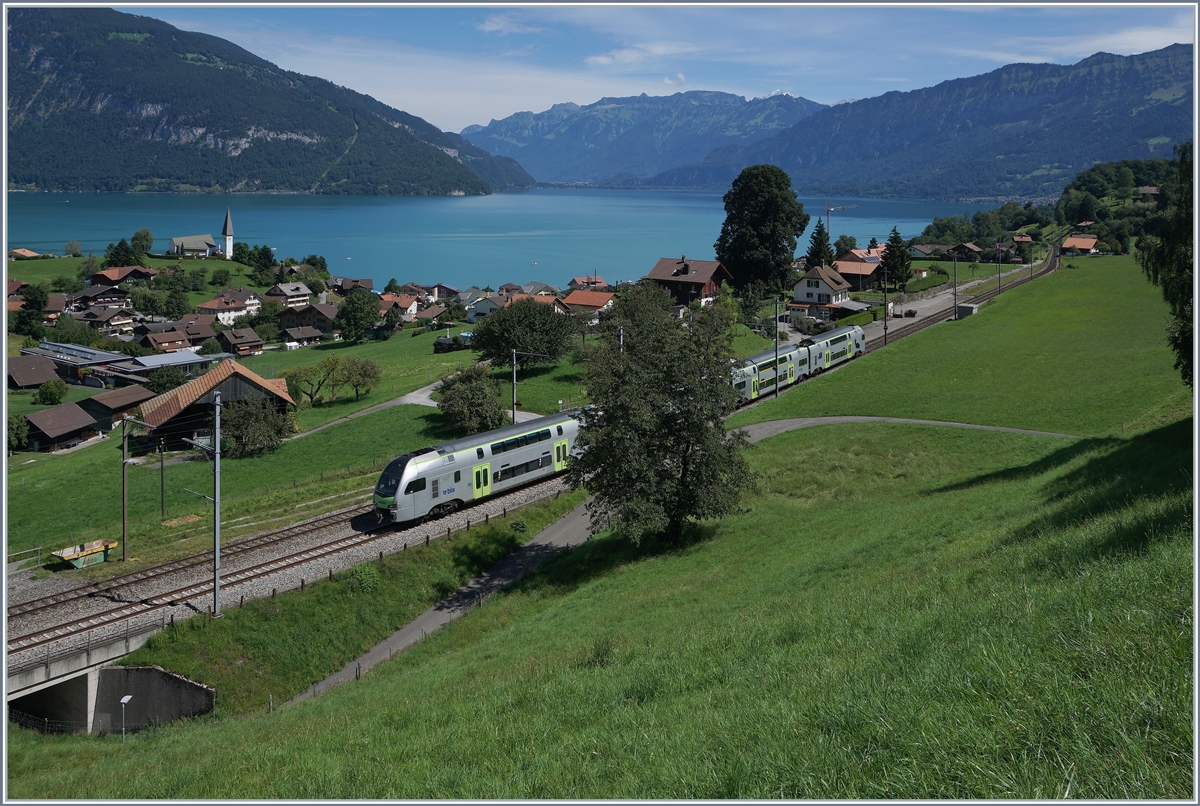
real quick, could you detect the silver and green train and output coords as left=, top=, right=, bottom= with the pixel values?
left=731, top=324, right=866, bottom=403
left=373, top=412, right=579, bottom=524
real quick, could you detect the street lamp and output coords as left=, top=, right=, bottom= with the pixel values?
left=120, top=694, right=132, bottom=742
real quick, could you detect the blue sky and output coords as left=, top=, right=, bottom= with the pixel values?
left=132, top=4, right=1195, bottom=133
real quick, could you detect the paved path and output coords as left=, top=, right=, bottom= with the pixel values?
left=288, top=412, right=1083, bottom=706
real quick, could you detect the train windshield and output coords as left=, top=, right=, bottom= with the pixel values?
left=375, top=456, right=413, bottom=497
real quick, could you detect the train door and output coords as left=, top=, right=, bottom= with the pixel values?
left=472, top=463, right=490, bottom=499
left=553, top=440, right=570, bottom=472
left=824, top=350, right=831, bottom=369
left=787, top=361, right=795, bottom=384
left=751, top=377, right=759, bottom=399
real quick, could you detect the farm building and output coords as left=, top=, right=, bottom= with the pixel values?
left=78, top=384, right=157, bottom=431
left=7, top=355, right=60, bottom=389
left=24, top=403, right=102, bottom=453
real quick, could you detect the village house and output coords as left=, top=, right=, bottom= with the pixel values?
left=379, top=293, right=420, bottom=320
left=455, top=287, right=487, bottom=306
left=266, top=282, right=314, bottom=310
left=469, top=294, right=504, bottom=320
left=427, top=283, right=459, bottom=301
left=139, top=360, right=294, bottom=451
left=498, top=282, right=523, bottom=296
left=66, top=285, right=129, bottom=311
left=167, top=234, right=220, bottom=257
left=140, top=329, right=191, bottom=353
left=567, top=275, right=607, bottom=291
left=945, top=243, right=984, bottom=261
left=788, top=265, right=869, bottom=322
left=74, top=306, right=135, bottom=338
left=561, top=290, right=615, bottom=314
left=24, top=403, right=102, bottom=453
left=909, top=243, right=953, bottom=259
left=327, top=277, right=374, bottom=295
left=521, top=281, right=559, bottom=296
left=282, top=326, right=324, bottom=347
left=8, top=248, right=39, bottom=259
left=414, top=305, right=447, bottom=323
left=833, top=249, right=882, bottom=291
left=90, top=265, right=159, bottom=286
left=642, top=256, right=734, bottom=305
left=1062, top=234, right=1099, bottom=255
left=218, top=327, right=265, bottom=357
left=8, top=279, right=30, bottom=298
left=219, top=288, right=263, bottom=315
left=78, top=384, right=157, bottom=431
left=195, top=296, right=252, bottom=326
left=279, top=302, right=340, bottom=333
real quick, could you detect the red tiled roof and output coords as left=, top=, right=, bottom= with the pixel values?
left=1062, top=235, right=1098, bottom=250
left=562, top=290, right=615, bottom=309
left=196, top=296, right=248, bottom=312
left=833, top=260, right=878, bottom=277
left=7, top=298, right=25, bottom=312
left=7, top=279, right=29, bottom=296
left=8, top=248, right=39, bottom=258
left=140, top=360, right=294, bottom=428
left=569, top=276, right=606, bottom=286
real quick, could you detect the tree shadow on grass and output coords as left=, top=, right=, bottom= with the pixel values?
left=513, top=520, right=722, bottom=599
left=966, top=418, right=1193, bottom=572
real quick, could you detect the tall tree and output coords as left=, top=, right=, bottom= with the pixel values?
left=472, top=297, right=578, bottom=367
left=7, top=413, right=29, bottom=451
left=714, top=164, right=809, bottom=291
left=833, top=233, right=858, bottom=259
left=146, top=366, right=187, bottom=394
left=339, top=357, right=383, bottom=401
left=384, top=278, right=403, bottom=294
left=64, top=240, right=82, bottom=257
left=12, top=283, right=49, bottom=337
left=163, top=289, right=192, bottom=320
left=103, top=238, right=140, bottom=268
left=1137, top=140, right=1193, bottom=387
left=301, top=254, right=329, bottom=276
left=131, top=228, right=154, bottom=256
left=881, top=226, right=913, bottom=287
left=804, top=217, right=834, bottom=269
left=437, top=364, right=506, bottom=434
left=567, top=284, right=756, bottom=544
left=281, top=355, right=343, bottom=407
left=219, top=398, right=296, bottom=458
left=332, top=287, right=381, bottom=342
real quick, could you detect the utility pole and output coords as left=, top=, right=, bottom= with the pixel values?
left=952, top=252, right=958, bottom=320
left=159, top=439, right=165, bottom=519
left=213, top=392, right=221, bottom=618
left=511, top=348, right=518, bottom=424
left=618, top=325, right=624, bottom=354
left=774, top=297, right=780, bottom=398
left=882, top=263, right=889, bottom=345
left=121, top=417, right=129, bottom=562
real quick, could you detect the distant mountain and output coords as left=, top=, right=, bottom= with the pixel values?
left=6, top=8, right=536, bottom=194
left=640, top=45, right=1193, bottom=200
left=461, top=90, right=826, bottom=183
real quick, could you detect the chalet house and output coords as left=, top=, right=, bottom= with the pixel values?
left=167, top=234, right=219, bottom=257
left=507, top=294, right=572, bottom=314
left=521, top=281, right=559, bottom=296
left=8, top=248, right=39, bottom=259
left=78, top=384, right=157, bottom=431
left=379, top=293, right=420, bottom=320
left=175, top=320, right=217, bottom=347
left=397, top=282, right=428, bottom=298
left=66, top=285, right=129, bottom=311
left=327, top=277, right=374, bottom=295
left=567, top=276, right=607, bottom=291
left=141, top=329, right=191, bottom=353
left=279, top=302, right=340, bottom=333
left=1138, top=186, right=1160, bottom=197
left=282, top=326, right=324, bottom=346
left=139, top=360, right=294, bottom=451
left=833, top=249, right=882, bottom=291
left=912, top=266, right=930, bottom=280
left=266, top=282, right=314, bottom=310
left=8, top=279, right=29, bottom=298
left=1062, top=235, right=1099, bottom=255
left=946, top=243, right=984, bottom=261
left=218, top=327, right=265, bottom=357
left=414, top=305, right=447, bottom=322
left=74, top=306, right=135, bottom=338
left=220, top=287, right=263, bottom=313
left=7, top=355, right=60, bottom=390
left=643, top=257, right=734, bottom=305
left=44, top=294, right=67, bottom=324
left=90, top=266, right=159, bottom=286
left=455, top=287, right=487, bottom=306
left=562, top=290, right=615, bottom=314
left=909, top=244, right=952, bottom=259
left=24, top=403, right=102, bottom=453
left=789, top=265, right=864, bottom=322
left=428, top=283, right=459, bottom=301
left=196, top=296, right=252, bottom=326
left=1012, top=234, right=1033, bottom=245
left=499, top=282, right=523, bottom=296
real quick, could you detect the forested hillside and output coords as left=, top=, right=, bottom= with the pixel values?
left=461, top=91, right=825, bottom=183
left=7, top=8, right=535, bottom=194
left=642, top=45, right=1193, bottom=200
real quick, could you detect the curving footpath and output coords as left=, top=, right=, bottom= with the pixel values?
left=287, top=415, right=1083, bottom=706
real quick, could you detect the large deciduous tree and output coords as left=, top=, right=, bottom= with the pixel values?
left=881, top=226, right=913, bottom=288
left=567, top=284, right=756, bottom=544
left=146, top=366, right=187, bottom=394
left=131, top=228, right=154, bottom=256
left=437, top=363, right=506, bottom=435
left=804, top=217, right=834, bottom=270
left=339, top=357, right=383, bottom=401
left=333, top=287, right=381, bottom=342
left=833, top=234, right=858, bottom=259
left=220, top=398, right=296, bottom=458
left=472, top=296, right=578, bottom=367
left=7, top=413, right=29, bottom=451
left=715, top=164, right=809, bottom=291
left=1137, top=140, right=1193, bottom=387
left=281, top=355, right=343, bottom=407
left=11, top=283, right=48, bottom=338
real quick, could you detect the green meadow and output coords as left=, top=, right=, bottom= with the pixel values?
left=730, top=256, right=1184, bottom=438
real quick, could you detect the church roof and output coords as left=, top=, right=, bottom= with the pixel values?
left=222, top=207, right=234, bottom=237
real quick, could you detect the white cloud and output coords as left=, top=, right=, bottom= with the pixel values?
left=584, top=41, right=701, bottom=67
left=477, top=14, right=543, bottom=36
left=663, top=73, right=686, bottom=87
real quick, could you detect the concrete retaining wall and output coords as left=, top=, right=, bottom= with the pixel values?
left=93, top=666, right=215, bottom=735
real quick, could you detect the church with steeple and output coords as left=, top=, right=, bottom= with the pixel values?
left=222, top=207, right=234, bottom=260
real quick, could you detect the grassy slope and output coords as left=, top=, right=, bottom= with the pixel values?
left=730, top=256, right=1182, bottom=438
left=6, top=385, right=102, bottom=418
left=5, top=404, right=454, bottom=557
left=8, top=421, right=1190, bottom=798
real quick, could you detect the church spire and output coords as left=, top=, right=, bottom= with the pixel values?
left=222, top=207, right=234, bottom=237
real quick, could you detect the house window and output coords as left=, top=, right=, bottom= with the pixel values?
left=806, top=292, right=813, bottom=299
left=818, top=294, right=830, bottom=304
left=807, top=280, right=819, bottom=288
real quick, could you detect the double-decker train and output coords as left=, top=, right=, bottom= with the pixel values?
left=731, top=324, right=865, bottom=403
left=374, top=323, right=866, bottom=524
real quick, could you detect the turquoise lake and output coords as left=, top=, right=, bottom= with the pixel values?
left=6, top=189, right=981, bottom=291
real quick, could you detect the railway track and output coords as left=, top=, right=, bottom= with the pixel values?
left=7, top=503, right=375, bottom=620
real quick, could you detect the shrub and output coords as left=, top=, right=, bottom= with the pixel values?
left=904, top=309, right=918, bottom=318
left=34, top=378, right=68, bottom=406
left=351, top=563, right=381, bottom=595
left=510, top=519, right=529, bottom=535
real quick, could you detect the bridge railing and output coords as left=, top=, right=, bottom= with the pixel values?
left=7, top=616, right=167, bottom=677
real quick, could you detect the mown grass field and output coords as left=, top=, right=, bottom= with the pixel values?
left=114, top=489, right=588, bottom=716
left=6, top=385, right=102, bottom=419
left=5, top=404, right=456, bottom=559
left=730, top=256, right=1183, bottom=438
left=8, top=417, right=1190, bottom=798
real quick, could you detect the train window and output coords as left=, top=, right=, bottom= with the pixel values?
left=491, top=442, right=505, bottom=454
left=798, top=357, right=807, bottom=366
left=403, top=477, right=427, bottom=495
left=734, top=381, right=747, bottom=390
left=557, top=425, right=563, bottom=436
left=454, top=471, right=461, bottom=483
left=539, top=429, right=551, bottom=441
left=505, top=437, right=520, bottom=451
left=829, top=334, right=848, bottom=345
left=778, top=357, right=787, bottom=365
left=477, top=447, right=485, bottom=459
